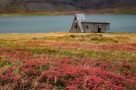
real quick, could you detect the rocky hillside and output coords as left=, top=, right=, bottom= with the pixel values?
left=0, top=0, right=136, bottom=13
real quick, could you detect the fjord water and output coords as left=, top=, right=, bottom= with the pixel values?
left=0, top=15, right=136, bottom=33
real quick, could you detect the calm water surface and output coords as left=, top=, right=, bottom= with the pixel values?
left=0, top=15, right=136, bottom=33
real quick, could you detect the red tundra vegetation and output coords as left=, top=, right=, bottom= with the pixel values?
left=0, top=33, right=136, bottom=89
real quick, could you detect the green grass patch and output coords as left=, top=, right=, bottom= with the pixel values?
left=25, top=47, right=136, bottom=61
left=40, top=33, right=119, bottom=44
left=0, top=57, right=13, bottom=68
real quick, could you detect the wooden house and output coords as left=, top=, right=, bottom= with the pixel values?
left=70, top=14, right=110, bottom=33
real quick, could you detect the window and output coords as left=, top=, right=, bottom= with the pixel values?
left=85, top=25, right=89, bottom=29
left=74, top=24, right=78, bottom=29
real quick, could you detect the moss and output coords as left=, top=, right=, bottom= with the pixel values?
left=0, top=57, right=13, bottom=68
left=39, top=65, right=50, bottom=71
left=28, top=47, right=58, bottom=55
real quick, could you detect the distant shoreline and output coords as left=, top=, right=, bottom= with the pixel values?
left=0, top=9, right=136, bottom=16
left=0, top=32, right=136, bottom=34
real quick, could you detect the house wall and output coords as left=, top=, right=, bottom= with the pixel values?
left=82, top=23, right=110, bottom=33
left=70, top=20, right=81, bottom=33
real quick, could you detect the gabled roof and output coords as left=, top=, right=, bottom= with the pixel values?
left=70, top=14, right=110, bottom=33
left=75, top=14, right=85, bottom=32
left=75, top=14, right=85, bottom=22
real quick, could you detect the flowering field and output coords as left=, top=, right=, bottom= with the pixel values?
left=0, top=33, right=136, bottom=90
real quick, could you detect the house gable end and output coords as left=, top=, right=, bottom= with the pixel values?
left=70, top=14, right=85, bottom=33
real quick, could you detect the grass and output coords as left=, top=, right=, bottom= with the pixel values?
left=0, top=57, right=13, bottom=68
left=0, top=32, right=136, bottom=89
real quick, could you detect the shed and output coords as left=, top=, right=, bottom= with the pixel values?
left=70, top=14, right=110, bottom=33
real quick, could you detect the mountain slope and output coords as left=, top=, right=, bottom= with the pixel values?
left=0, top=0, right=136, bottom=14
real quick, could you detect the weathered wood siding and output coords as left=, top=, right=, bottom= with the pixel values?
left=70, top=20, right=81, bottom=33
left=82, top=23, right=110, bottom=33
left=69, top=14, right=110, bottom=33
left=70, top=14, right=85, bottom=33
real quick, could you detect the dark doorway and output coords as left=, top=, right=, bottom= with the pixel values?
left=98, top=25, right=101, bottom=33
left=85, top=25, right=89, bottom=29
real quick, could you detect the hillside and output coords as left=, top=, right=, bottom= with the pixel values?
left=0, top=0, right=136, bottom=14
